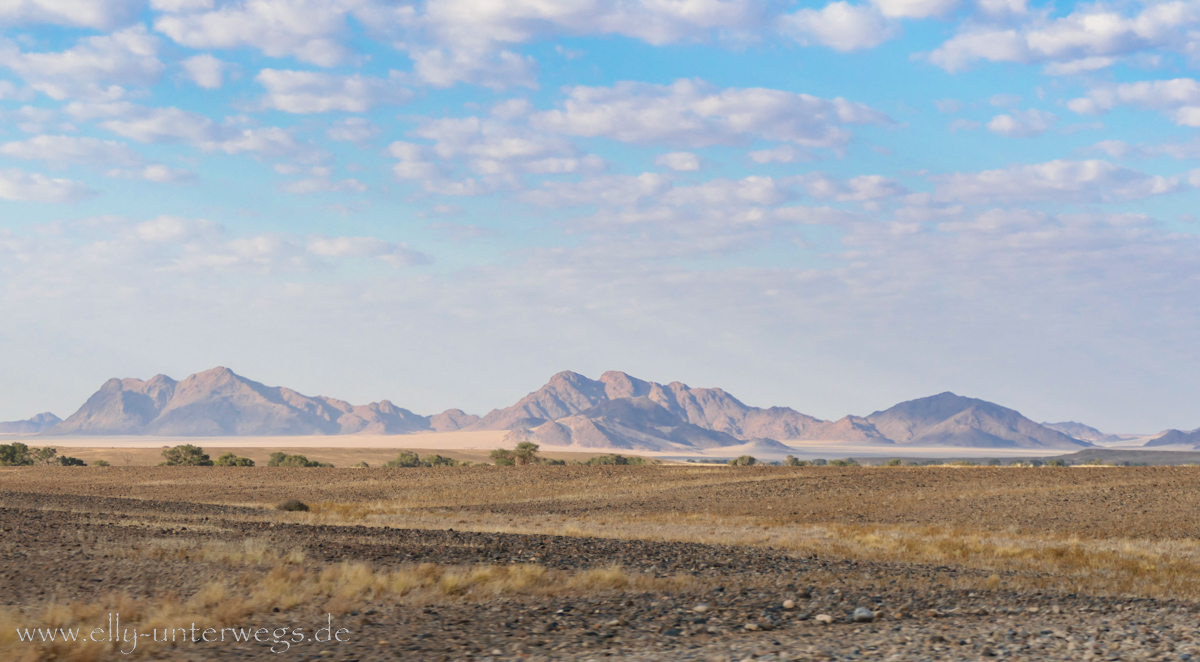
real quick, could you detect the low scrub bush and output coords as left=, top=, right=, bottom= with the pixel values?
left=57, top=456, right=86, bottom=466
left=728, top=455, right=757, bottom=466
left=161, top=444, right=213, bottom=466
left=276, top=499, right=310, bottom=512
left=0, top=442, right=33, bottom=466
left=92, top=459, right=110, bottom=467
left=586, top=454, right=647, bottom=466
left=267, top=452, right=331, bottom=467
left=215, top=452, right=255, bottom=467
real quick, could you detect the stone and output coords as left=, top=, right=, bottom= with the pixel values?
left=744, top=622, right=760, bottom=631
left=783, top=599, right=796, bottom=610
left=853, top=607, right=875, bottom=623
left=693, top=604, right=711, bottom=613
left=815, top=614, right=833, bottom=624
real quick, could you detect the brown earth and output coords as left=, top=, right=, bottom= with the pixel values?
left=3, top=465, right=1200, bottom=661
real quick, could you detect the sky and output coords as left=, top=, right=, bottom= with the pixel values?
left=1, top=0, right=1199, bottom=433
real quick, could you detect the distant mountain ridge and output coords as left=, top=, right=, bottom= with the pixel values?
left=10, top=367, right=1090, bottom=452
left=0, top=412, right=61, bottom=434
left=41, top=367, right=477, bottom=437
left=480, top=371, right=1088, bottom=452
left=1041, top=421, right=1129, bottom=444
left=1143, top=428, right=1200, bottom=448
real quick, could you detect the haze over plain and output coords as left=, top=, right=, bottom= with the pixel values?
left=1, top=0, right=1199, bottom=431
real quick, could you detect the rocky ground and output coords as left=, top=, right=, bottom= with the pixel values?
left=3, top=486, right=1200, bottom=661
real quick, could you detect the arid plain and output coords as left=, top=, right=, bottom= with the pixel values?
left=5, top=462, right=1200, bottom=661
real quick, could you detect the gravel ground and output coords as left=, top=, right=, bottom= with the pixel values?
left=3, top=490, right=1200, bottom=661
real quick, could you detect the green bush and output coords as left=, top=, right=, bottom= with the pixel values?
left=92, top=459, right=110, bottom=467
left=276, top=499, right=309, bottom=512
left=785, top=455, right=811, bottom=467
left=0, top=442, right=34, bottom=466
left=1045, top=458, right=1067, bottom=467
left=811, top=458, right=828, bottom=466
left=585, top=454, right=647, bottom=466
left=489, top=449, right=516, bottom=466
left=514, top=442, right=540, bottom=465
left=267, top=452, right=329, bottom=467
left=423, top=454, right=460, bottom=467
left=987, top=458, right=1002, bottom=466
left=58, top=456, right=86, bottom=466
left=885, top=458, right=903, bottom=466
left=385, top=451, right=424, bottom=467
left=161, top=444, right=213, bottom=466
left=728, top=455, right=757, bottom=466
left=829, top=458, right=860, bottom=467
left=352, top=461, right=370, bottom=468
left=34, top=447, right=58, bottom=465
left=214, top=452, right=255, bottom=467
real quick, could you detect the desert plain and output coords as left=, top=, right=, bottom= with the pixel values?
left=4, top=459, right=1200, bottom=661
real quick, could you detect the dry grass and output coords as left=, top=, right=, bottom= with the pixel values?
left=0, top=559, right=690, bottom=661
left=122, top=538, right=307, bottom=566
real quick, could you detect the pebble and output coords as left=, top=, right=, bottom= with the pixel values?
left=852, top=607, right=875, bottom=623
left=783, top=599, right=796, bottom=610
left=693, top=604, right=711, bottom=613
left=815, top=614, right=833, bottom=624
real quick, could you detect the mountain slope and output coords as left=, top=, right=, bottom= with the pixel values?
left=1143, top=429, right=1200, bottom=447
left=0, top=412, right=61, bottom=434
left=1041, top=421, right=1128, bottom=443
left=44, top=367, right=474, bottom=436
left=866, top=393, right=1090, bottom=449
left=475, top=370, right=887, bottom=443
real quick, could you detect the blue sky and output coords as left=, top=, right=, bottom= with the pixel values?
left=2, top=0, right=1200, bottom=432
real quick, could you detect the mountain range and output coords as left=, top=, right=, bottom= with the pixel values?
left=0, top=367, right=1096, bottom=452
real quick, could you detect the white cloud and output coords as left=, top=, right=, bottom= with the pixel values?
left=870, top=0, right=957, bottom=19
left=933, top=99, right=961, bottom=113
left=283, top=167, right=367, bottom=194
left=390, top=116, right=604, bottom=195
left=928, top=2, right=1200, bottom=73
left=531, top=79, right=888, bottom=151
left=523, top=173, right=673, bottom=208
left=422, top=0, right=769, bottom=49
left=795, top=172, right=907, bottom=201
left=0, top=134, right=142, bottom=166
left=655, top=151, right=702, bottom=171
left=409, top=47, right=538, bottom=90
left=0, top=25, right=164, bottom=100
left=327, top=117, right=381, bottom=144
left=307, top=235, right=429, bottom=267
left=0, top=0, right=142, bottom=30
left=781, top=2, right=895, bottom=52
left=0, top=168, right=96, bottom=202
left=748, top=145, right=816, bottom=163
left=154, top=0, right=362, bottom=67
left=1068, top=79, right=1200, bottom=127
left=108, top=164, right=199, bottom=183
left=81, top=103, right=313, bottom=160
left=932, top=159, right=1187, bottom=203
left=181, top=54, right=228, bottom=89
left=255, top=69, right=411, bottom=113
left=986, top=108, right=1057, bottom=138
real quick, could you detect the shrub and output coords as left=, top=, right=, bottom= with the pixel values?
left=785, top=455, right=811, bottom=467
left=489, top=449, right=516, bottom=466
left=385, top=451, right=424, bottom=467
left=92, top=459, right=110, bottom=467
left=58, top=456, right=86, bottom=466
left=538, top=458, right=566, bottom=465
left=728, top=455, right=757, bottom=466
left=811, top=458, right=828, bottom=466
left=1045, top=458, right=1067, bottom=467
left=352, top=461, right=370, bottom=468
left=885, top=458, right=903, bottom=466
left=161, top=444, right=213, bottom=466
left=829, top=458, right=860, bottom=467
left=0, top=442, right=33, bottom=466
left=514, top=442, right=540, bottom=465
left=276, top=499, right=309, bottom=512
left=987, top=458, right=1002, bottom=466
left=34, top=446, right=58, bottom=465
left=585, top=454, right=647, bottom=466
left=215, top=452, right=255, bottom=467
left=423, top=454, right=460, bottom=467
left=267, top=452, right=329, bottom=467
